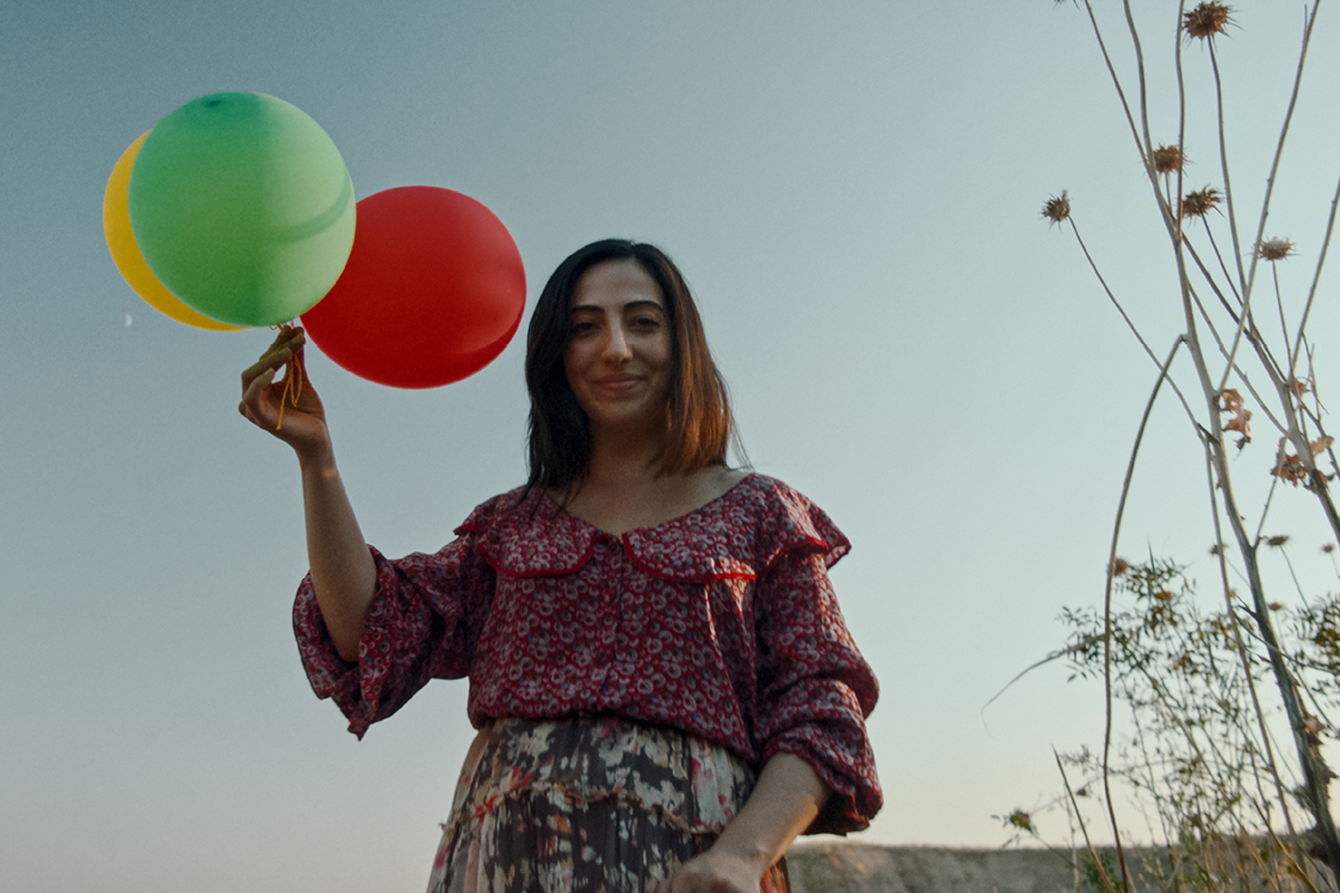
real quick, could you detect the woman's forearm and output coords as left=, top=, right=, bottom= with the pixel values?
left=299, top=445, right=377, bottom=661
left=714, top=753, right=829, bottom=871
left=653, top=753, right=830, bottom=892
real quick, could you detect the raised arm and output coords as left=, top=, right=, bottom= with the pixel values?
left=239, top=329, right=376, bottom=661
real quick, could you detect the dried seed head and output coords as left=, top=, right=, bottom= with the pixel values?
left=1042, top=190, right=1071, bottom=226
left=1259, top=237, right=1294, bottom=261
left=1269, top=602, right=1285, bottom=611
left=1184, top=3, right=1231, bottom=39
left=1154, top=590, right=1174, bottom=602
left=1181, top=186, right=1221, bottom=218
left=1324, top=543, right=1336, bottom=554
left=1110, top=557, right=1130, bottom=577
left=1006, top=810, right=1034, bottom=832
left=1209, top=543, right=1229, bottom=556
left=1152, top=144, right=1184, bottom=175
left=1266, top=534, right=1291, bottom=548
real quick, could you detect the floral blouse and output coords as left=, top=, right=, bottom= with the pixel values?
left=293, top=473, right=882, bottom=834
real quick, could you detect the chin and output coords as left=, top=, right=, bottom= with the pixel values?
left=588, top=405, right=665, bottom=431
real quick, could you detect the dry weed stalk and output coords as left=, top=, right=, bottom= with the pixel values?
left=1002, top=2, right=1340, bottom=892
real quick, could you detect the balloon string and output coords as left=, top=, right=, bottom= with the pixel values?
left=274, top=323, right=305, bottom=431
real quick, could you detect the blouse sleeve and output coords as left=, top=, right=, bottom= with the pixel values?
left=292, top=520, right=496, bottom=739
left=752, top=514, right=882, bottom=835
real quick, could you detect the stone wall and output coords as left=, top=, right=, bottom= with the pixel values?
left=786, top=843, right=1080, bottom=893
left=785, top=842, right=1332, bottom=893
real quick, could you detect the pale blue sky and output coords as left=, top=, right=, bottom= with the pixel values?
left=4, top=2, right=1340, bottom=891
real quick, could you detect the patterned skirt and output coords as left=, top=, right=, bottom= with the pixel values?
left=426, top=716, right=791, bottom=893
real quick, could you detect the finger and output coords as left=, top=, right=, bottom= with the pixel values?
left=241, top=350, right=288, bottom=389
left=240, top=366, right=279, bottom=420
left=264, top=325, right=304, bottom=352
left=278, top=328, right=306, bottom=353
left=258, top=330, right=306, bottom=367
left=241, top=333, right=305, bottom=389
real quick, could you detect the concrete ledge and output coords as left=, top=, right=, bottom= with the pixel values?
left=787, top=843, right=1079, bottom=893
left=785, top=841, right=1331, bottom=893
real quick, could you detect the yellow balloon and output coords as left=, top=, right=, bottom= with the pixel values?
left=103, top=131, right=245, bottom=331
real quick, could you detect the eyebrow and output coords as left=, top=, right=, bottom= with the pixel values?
left=569, top=300, right=666, bottom=315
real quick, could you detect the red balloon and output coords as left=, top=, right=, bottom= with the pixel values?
left=301, top=186, right=526, bottom=388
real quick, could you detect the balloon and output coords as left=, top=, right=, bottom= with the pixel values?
left=127, top=92, right=356, bottom=328
left=301, top=186, right=526, bottom=389
left=103, top=131, right=244, bottom=331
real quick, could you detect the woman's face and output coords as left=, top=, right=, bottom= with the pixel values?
left=564, top=258, right=673, bottom=435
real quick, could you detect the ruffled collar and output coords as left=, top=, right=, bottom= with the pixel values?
left=460, top=473, right=846, bottom=583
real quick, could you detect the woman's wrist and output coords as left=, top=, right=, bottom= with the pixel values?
left=295, top=438, right=337, bottom=475
left=706, top=838, right=772, bottom=874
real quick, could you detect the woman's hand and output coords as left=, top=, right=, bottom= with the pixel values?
left=238, top=327, right=330, bottom=460
left=648, top=850, right=763, bottom=893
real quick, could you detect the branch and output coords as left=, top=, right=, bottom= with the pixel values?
left=1243, top=2, right=1321, bottom=310
left=1102, top=335, right=1184, bottom=893
left=1067, top=216, right=1198, bottom=424
left=1290, top=167, right=1340, bottom=382
left=982, top=634, right=1103, bottom=713
left=1205, top=448, right=1298, bottom=836
left=1208, top=38, right=1249, bottom=299
left=1058, top=749, right=1121, bottom=893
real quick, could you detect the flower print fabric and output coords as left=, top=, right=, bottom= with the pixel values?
left=294, top=472, right=882, bottom=834
left=425, top=716, right=791, bottom=893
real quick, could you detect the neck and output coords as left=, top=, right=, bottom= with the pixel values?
left=583, top=422, right=669, bottom=488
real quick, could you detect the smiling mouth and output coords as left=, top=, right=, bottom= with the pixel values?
left=594, top=375, right=644, bottom=389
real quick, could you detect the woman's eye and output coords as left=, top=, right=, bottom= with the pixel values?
left=570, top=320, right=598, bottom=335
left=633, top=316, right=661, bottom=329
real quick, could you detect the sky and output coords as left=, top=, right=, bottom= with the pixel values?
left=4, top=1, right=1340, bottom=891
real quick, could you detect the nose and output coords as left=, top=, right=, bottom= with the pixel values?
left=602, top=318, right=632, bottom=362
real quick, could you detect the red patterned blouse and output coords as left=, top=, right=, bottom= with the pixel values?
left=293, top=473, right=882, bottom=833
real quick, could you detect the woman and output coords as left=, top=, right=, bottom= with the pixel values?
left=240, top=240, right=881, bottom=892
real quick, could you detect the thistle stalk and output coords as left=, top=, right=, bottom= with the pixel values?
left=1029, top=1, right=1340, bottom=888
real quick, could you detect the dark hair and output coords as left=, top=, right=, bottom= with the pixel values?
left=525, top=239, right=735, bottom=490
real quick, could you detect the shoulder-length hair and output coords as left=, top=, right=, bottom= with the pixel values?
left=525, top=239, right=735, bottom=491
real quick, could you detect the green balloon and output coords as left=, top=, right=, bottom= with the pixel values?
left=128, top=93, right=356, bottom=327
